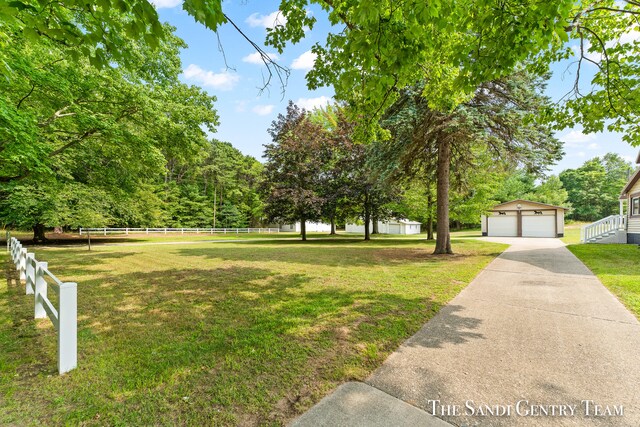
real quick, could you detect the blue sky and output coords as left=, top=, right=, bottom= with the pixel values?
left=153, top=0, right=638, bottom=175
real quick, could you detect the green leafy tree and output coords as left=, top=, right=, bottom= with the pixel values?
left=560, top=154, right=633, bottom=221
left=262, top=102, right=328, bottom=241
left=0, top=22, right=217, bottom=240
left=217, top=203, right=248, bottom=228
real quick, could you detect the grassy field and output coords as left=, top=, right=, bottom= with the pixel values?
left=568, top=243, right=640, bottom=318
left=0, top=236, right=506, bottom=426
left=560, top=222, right=587, bottom=245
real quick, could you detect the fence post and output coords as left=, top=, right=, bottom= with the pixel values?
left=57, top=282, right=77, bottom=375
left=79, top=228, right=83, bottom=236
left=25, top=253, right=35, bottom=295
left=104, top=228, right=107, bottom=236
left=34, top=262, right=48, bottom=319
left=126, top=228, right=129, bottom=235
left=146, top=228, right=149, bottom=234
left=11, top=239, right=18, bottom=264
left=19, top=248, right=27, bottom=282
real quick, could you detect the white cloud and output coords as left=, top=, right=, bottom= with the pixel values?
left=150, top=0, right=181, bottom=8
left=578, top=151, right=586, bottom=157
left=296, top=96, right=331, bottom=110
left=246, top=11, right=287, bottom=28
left=560, top=130, right=596, bottom=145
left=182, top=64, right=240, bottom=91
left=291, top=50, right=317, bottom=71
left=252, top=104, right=275, bottom=116
left=623, top=155, right=634, bottom=163
left=587, top=143, right=598, bottom=150
left=242, top=52, right=279, bottom=65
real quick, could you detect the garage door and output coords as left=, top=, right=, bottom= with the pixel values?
left=389, top=224, right=401, bottom=234
left=522, top=216, right=555, bottom=237
left=487, top=216, right=517, bottom=237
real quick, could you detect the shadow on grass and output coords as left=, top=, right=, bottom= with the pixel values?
left=2, top=261, right=442, bottom=425
left=175, top=240, right=484, bottom=268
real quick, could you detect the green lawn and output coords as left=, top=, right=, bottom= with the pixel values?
left=568, top=243, right=640, bottom=318
left=0, top=237, right=506, bottom=426
left=560, top=222, right=588, bottom=245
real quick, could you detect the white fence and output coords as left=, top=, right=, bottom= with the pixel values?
left=79, top=227, right=280, bottom=235
left=7, top=233, right=77, bottom=375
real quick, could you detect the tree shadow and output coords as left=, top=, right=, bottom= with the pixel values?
left=402, top=304, right=484, bottom=349
left=176, top=242, right=479, bottom=267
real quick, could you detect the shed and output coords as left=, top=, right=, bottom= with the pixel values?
left=481, top=200, right=568, bottom=238
left=345, top=219, right=422, bottom=235
left=280, top=221, right=332, bottom=233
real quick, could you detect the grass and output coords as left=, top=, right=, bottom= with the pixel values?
left=560, top=222, right=588, bottom=245
left=0, top=236, right=506, bottom=426
left=567, top=243, right=640, bottom=318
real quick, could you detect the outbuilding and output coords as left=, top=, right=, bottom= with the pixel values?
left=345, top=219, right=422, bottom=235
left=279, top=222, right=332, bottom=232
left=481, top=200, right=568, bottom=238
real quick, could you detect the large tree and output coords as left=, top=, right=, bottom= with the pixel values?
left=6, top=2, right=639, bottom=137
left=382, top=72, right=561, bottom=253
left=262, top=102, right=328, bottom=241
left=0, top=22, right=218, bottom=240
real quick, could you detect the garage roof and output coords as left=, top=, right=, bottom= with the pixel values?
left=492, top=199, right=569, bottom=211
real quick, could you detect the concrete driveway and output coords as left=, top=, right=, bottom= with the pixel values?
left=292, top=237, right=640, bottom=426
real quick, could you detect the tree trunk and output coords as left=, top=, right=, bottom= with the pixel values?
left=301, top=217, right=307, bottom=241
left=330, top=216, right=336, bottom=235
left=372, top=213, right=379, bottom=234
left=364, top=192, right=371, bottom=241
left=33, top=223, right=47, bottom=243
left=426, top=190, right=434, bottom=240
left=434, top=138, right=453, bottom=254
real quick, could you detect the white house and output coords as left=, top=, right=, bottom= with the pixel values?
left=345, top=219, right=422, bottom=235
left=481, top=200, right=568, bottom=238
left=279, top=221, right=332, bottom=233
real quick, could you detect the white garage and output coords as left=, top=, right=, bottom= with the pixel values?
left=481, top=200, right=568, bottom=238
left=487, top=215, right=518, bottom=237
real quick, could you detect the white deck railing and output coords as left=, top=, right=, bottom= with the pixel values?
left=580, top=215, right=626, bottom=243
left=79, top=227, right=280, bottom=235
left=7, top=234, right=77, bottom=375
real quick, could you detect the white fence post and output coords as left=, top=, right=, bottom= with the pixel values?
left=58, top=282, right=77, bottom=375
left=34, top=262, right=48, bottom=319
left=19, top=248, right=27, bottom=282
left=25, top=253, right=35, bottom=295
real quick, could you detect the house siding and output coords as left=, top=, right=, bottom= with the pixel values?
left=627, top=179, right=640, bottom=235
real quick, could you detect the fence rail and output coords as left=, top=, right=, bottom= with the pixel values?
left=7, top=232, right=77, bottom=375
left=79, top=227, right=280, bottom=235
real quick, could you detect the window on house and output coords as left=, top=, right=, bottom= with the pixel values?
left=633, top=197, right=640, bottom=216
